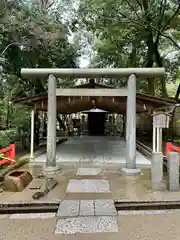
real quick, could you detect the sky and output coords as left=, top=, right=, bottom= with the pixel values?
left=79, top=56, right=90, bottom=68
left=68, top=33, right=91, bottom=68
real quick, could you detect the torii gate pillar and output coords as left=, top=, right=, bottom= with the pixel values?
left=123, top=74, right=140, bottom=175
left=44, top=74, right=59, bottom=174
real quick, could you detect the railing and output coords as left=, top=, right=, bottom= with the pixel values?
left=0, top=144, right=16, bottom=165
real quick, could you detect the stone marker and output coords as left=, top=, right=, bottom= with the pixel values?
left=3, top=170, right=33, bottom=192
left=151, top=152, right=164, bottom=191
left=168, top=152, right=180, bottom=191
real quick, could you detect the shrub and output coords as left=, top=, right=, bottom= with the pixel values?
left=0, top=129, right=17, bottom=148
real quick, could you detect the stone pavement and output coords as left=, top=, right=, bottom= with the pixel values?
left=66, top=179, right=111, bottom=193
left=0, top=199, right=119, bottom=235
left=1, top=165, right=180, bottom=203
left=0, top=166, right=120, bottom=235
left=2, top=209, right=180, bottom=239
left=35, top=136, right=151, bottom=167
left=53, top=166, right=119, bottom=235
left=57, top=199, right=118, bottom=217
left=0, top=166, right=119, bottom=235
left=1, top=136, right=180, bottom=238
left=55, top=199, right=118, bottom=234
left=1, top=166, right=180, bottom=238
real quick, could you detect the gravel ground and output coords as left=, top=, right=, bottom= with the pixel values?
left=0, top=218, right=125, bottom=240
left=1, top=211, right=180, bottom=240
left=118, top=212, right=180, bottom=240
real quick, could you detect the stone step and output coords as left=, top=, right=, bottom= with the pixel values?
left=55, top=216, right=119, bottom=234
left=57, top=199, right=117, bottom=218
left=66, top=179, right=111, bottom=193
left=76, top=168, right=102, bottom=176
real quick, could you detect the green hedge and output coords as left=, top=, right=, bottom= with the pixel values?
left=0, top=129, right=17, bottom=149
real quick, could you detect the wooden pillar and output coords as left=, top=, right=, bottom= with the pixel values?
left=30, top=108, right=35, bottom=160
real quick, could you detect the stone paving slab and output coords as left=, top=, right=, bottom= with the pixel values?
left=79, top=200, right=94, bottom=216
left=35, top=136, right=150, bottom=165
left=0, top=199, right=61, bottom=205
left=76, top=168, right=102, bottom=176
left=10, top=213, right=56, bottom=219
left=66, top=179, right=111, bottom=193
left=55, top=216, right=119, bottom=234
left=95, top=199, right=117, bottom=216
left=57, top=199, right=117, bottom=217
left=57, top=200, right=79, bottom=218
left=118, top=209, right=180, bottom=216
left=0, top=214, right=10, bottom=219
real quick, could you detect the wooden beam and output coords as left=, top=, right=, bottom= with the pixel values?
left=56, top=88, right=128, bottom=97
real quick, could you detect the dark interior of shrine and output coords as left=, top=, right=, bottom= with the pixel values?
left=88, top=112, right=106, bottom=135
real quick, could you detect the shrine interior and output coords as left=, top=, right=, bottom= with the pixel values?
left=88, top=112, right=106, bottom=136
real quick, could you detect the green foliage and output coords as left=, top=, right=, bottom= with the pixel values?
left=0, top=0, right=78, bottom=96
left=173, top=139, right=180, bottom=145
left=0, top=129, right=17, bottom=148
left=77, top=0, right=180, bottom=96
left=0, top=0, right=78, bottom=147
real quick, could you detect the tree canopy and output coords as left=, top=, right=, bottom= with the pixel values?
left=0, top=0, right=78, bottom=98
left=76, top=0, right=180, bottom=96
left=0, top=0, right=78, bottom=136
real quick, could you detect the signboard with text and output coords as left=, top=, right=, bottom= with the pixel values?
left=152, top=112, right=170, bottom=128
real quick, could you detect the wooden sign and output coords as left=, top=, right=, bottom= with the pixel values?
left=152, top=112, right=170, bottom=128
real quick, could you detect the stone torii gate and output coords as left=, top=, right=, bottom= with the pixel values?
left=21, top=68, right=165, bottom=175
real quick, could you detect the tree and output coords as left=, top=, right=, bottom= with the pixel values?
left=0, top=0, right=78, bottom=148
left=0, top=0, right=78, bottom=96
left=77, top=0, right=180, bottom=96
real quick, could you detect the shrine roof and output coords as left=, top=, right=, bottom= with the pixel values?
left=12, top=80, right=176, bottom=114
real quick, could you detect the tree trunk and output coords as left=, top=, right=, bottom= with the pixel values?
left=142, top=0, right=168, bottom=97
left=175, top=84, right=180, bottom=101
left=147, top=78, right=155, bottom=94
left=128, top=46, right=137, bottom=67
left=145, top=33, right=155, bottom=94
left=154, top=45, right=168, bottom=97
left=159, top=77, right=167, bottom=97
left=143, top=0, right=155, bottom=95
